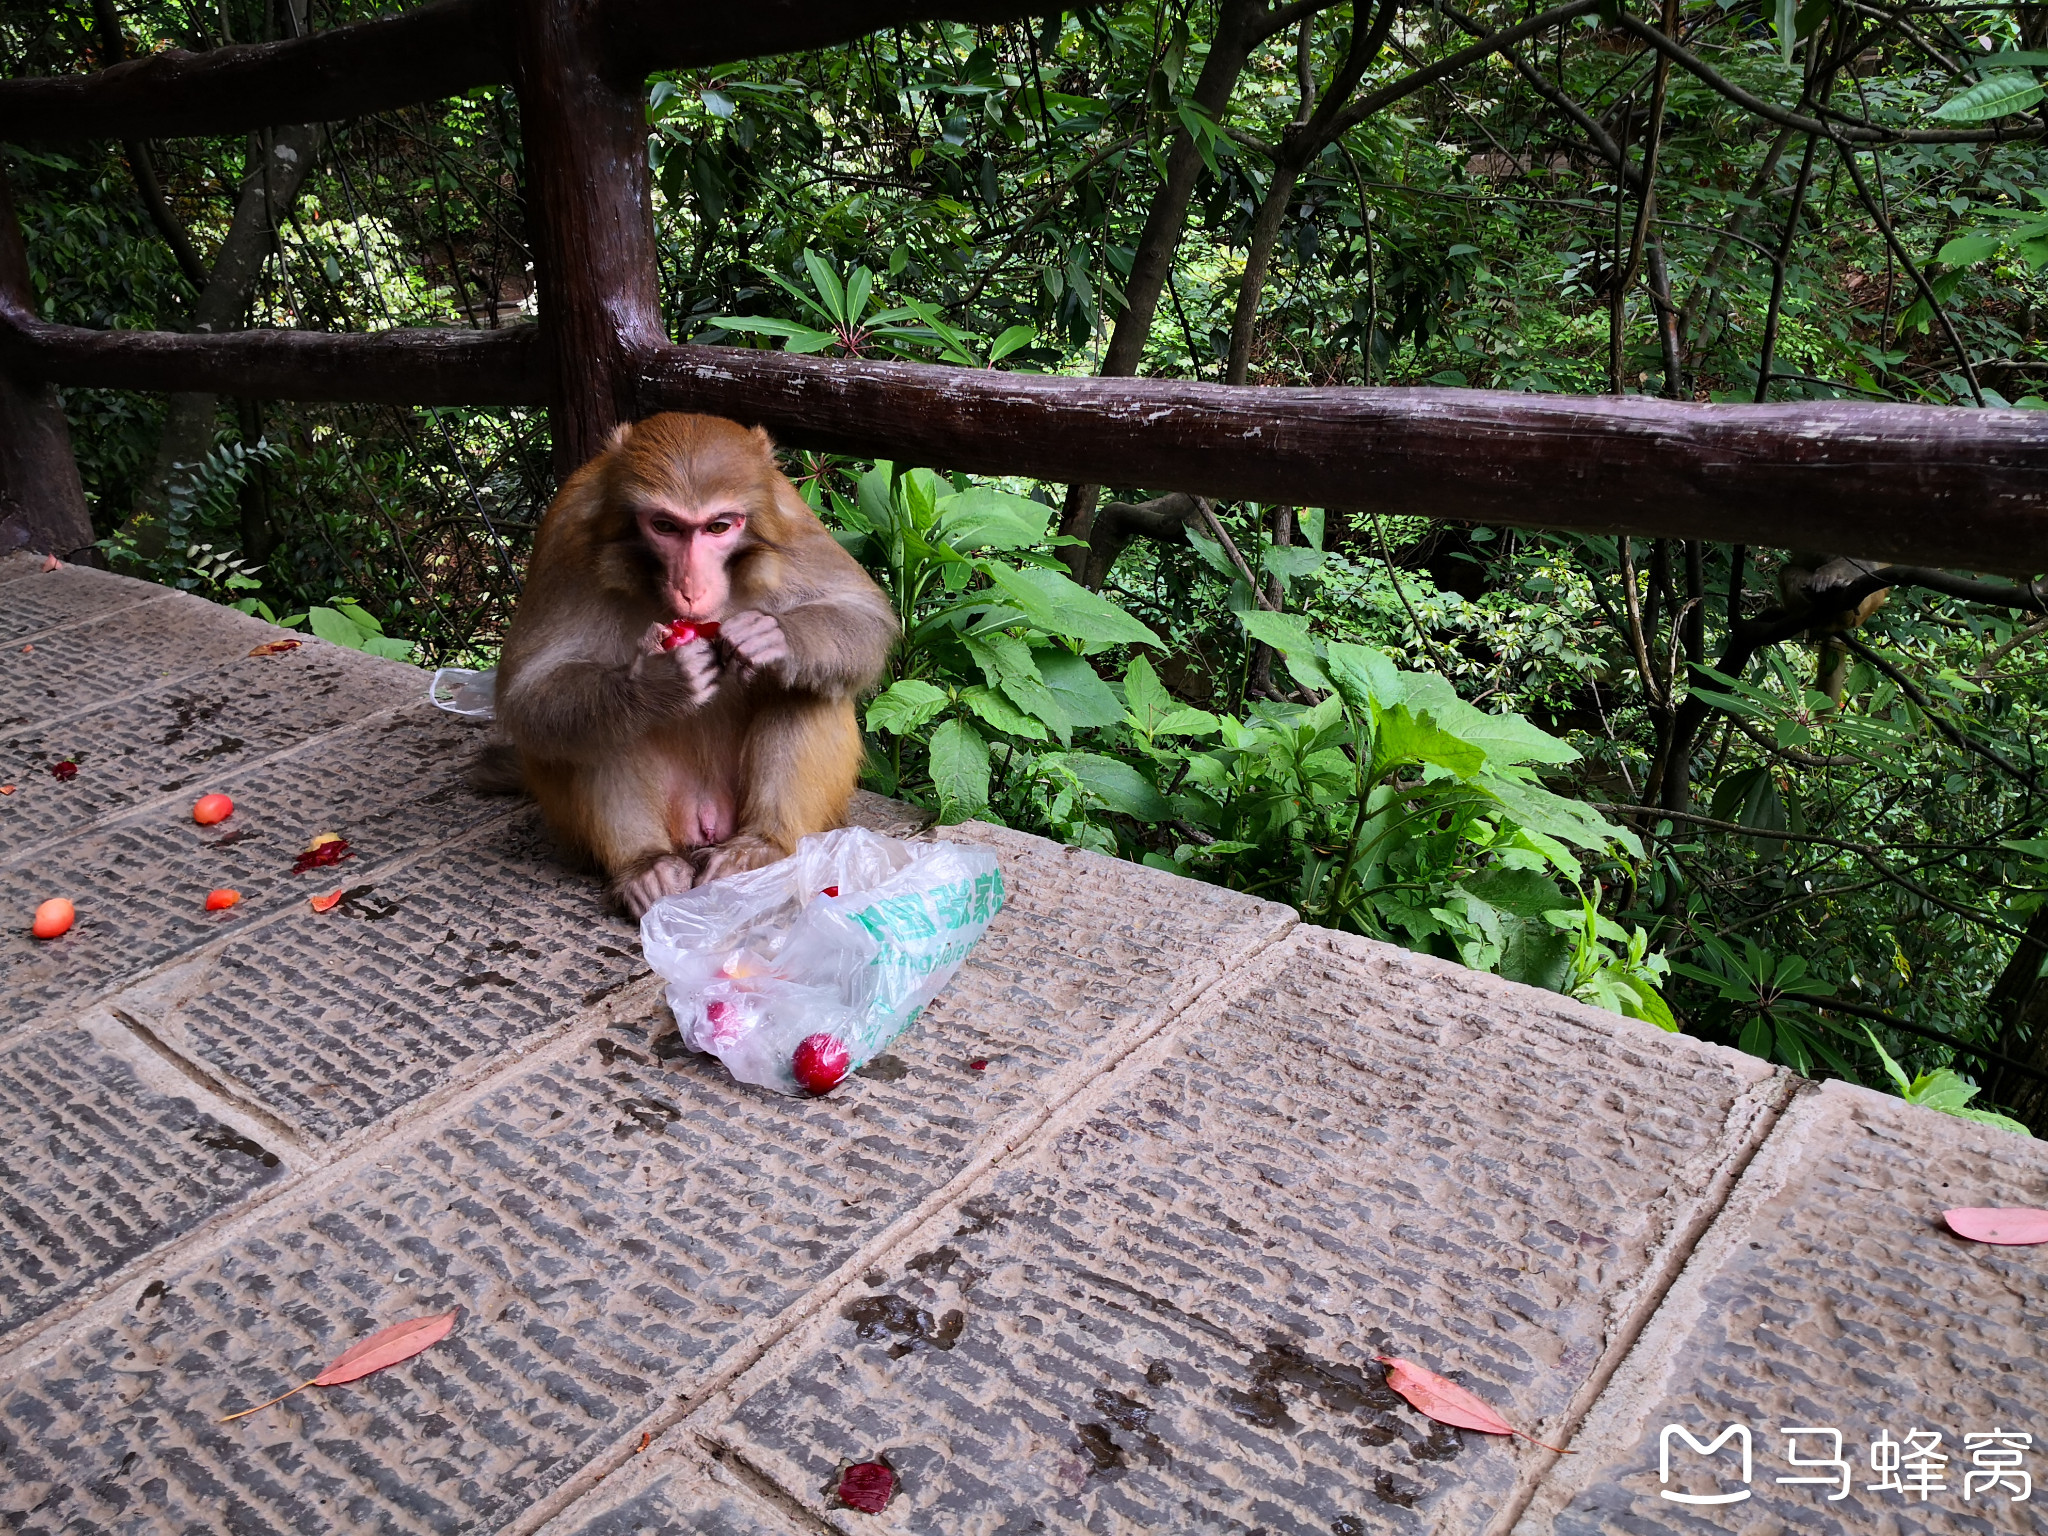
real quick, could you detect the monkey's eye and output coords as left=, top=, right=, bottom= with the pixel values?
left=650, top=518, right=682, bottom=536
left=705, top=519, right=734, bottom=536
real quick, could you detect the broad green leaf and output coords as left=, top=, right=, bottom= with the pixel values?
left=1466, top=864, right=1575, bottom=920
left=1372, top=705, right=1486, bottom=778
left=935, top=486, right=1055, bottom=551
left=1400, top=674, right=1579, bottom=766
left=1937, top=233, right=2005, bottom=267
left=706, top=316, right=838, bottom=353
left=307, top=606, right=370, bottom=650
left=928, top=718, right=990, bottom=820
left=962, top=631, right=1071, bottom=742
left=1324, top=641, right=1404, bottom=715
left=980, top=563, right=1161, bottom=646
left=1968, top=50, right=2048, bottom=69
left=363, top=635, right=416, bottom=661
left=1036, top=650, right=1123, bottom=729
left=1484, top=773, right=1641, bottom=856
left=1931, top=74, right=2045, bottom=121
left=1263, top=544, right=1324, bottom=584
left=1121, top=652, right=1175, bottom=736
left=866, top=678, right=949, bottom=735
left=1041, top=752, right=1172, bottom=820
left=959, top=684, right=1049, bottom=740
left=802, top=248, right=847, bottom=323
left=1155, top=706, right=1222, bottom=737
left=1235, top=608, right=1333, bottom=692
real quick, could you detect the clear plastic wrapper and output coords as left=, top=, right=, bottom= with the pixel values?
left=639, top=825, right=1004, bottom=1095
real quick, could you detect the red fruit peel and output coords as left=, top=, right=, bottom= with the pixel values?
left=49, top=760, right=78, bottom=781
left=193, top=793, right=234, bottom=826
left=309, top=889, right=344, bottom=913
left=205, top=889, right=242, bottom=912
left=661, top=619, right=722, bottom=649
left=792, top=1033, right=851, bottom=1095
left=31, top=898, right=75, bottom=939
left=838, top=1461, right=894, bottom=1513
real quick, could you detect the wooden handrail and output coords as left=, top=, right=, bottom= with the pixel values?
left=0, top=0, right=1054, bottom=142
left=8, top=298, right=2040, bottom=572
left=0, top=310, right=545, bottom=405
left=0, top=0, right=509, bottom=140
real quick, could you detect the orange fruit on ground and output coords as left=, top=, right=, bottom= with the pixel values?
left=192, top=794, right=234, bottom=825
left=309, top=890, right=344, bottom=913
left=204, top=889, right=242, bottom=911
left=31, top=898, right=75, bottom=939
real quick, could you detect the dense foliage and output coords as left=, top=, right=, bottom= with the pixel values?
left=6, top=0, right=2047, bottom=1124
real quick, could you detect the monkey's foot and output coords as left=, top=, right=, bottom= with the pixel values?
left=614, top=854, right=697, bottom=918
left=694, top=833, right=787, bottom=887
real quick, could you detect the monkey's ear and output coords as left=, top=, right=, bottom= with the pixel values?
left=750, top=425, right=776, bottom=457
left=606, top=422, right=635, bottom=454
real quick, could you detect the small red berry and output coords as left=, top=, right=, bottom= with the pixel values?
left=837, top=1461, right=894, bottom=1513
left=969, top=1059, right=988, bottom=1071
left=792, top=1033, right=851, bottom=1095
left=662, top=618, right=723, bottom=650
left=821, top=885, right=839, bottom=898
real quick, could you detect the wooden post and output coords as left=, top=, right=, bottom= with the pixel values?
left=0, top=163, right=95, bottom=559
left=512, top=0, right=663, bottom=482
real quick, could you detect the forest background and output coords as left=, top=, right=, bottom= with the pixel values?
left=6, top=0, right=2048, bottom=1125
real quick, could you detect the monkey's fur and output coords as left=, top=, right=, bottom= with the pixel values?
left=480, top=414, right=896, bottom=913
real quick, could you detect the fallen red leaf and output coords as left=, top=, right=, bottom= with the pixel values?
left=636, top=1431, right=651, bottom=1453
left=1377, top=1356, right=1571, bottom=1453
left=248, top=639, right=302, bottom=657
left=49, top=760, right=78, bottom=781
left=309, top=889, right=344, bottom=913
left=41, top=553, right=59, bottom=572
left=1944, top=1207, right=2048, bottom=1245
left=0, top=785, right=13, bottom=795
left=222, top=1308, right=459, bottom=1421
left=838, top=1461, right=895, bottom=1513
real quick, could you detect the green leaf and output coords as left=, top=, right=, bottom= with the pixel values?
left=1235, top=608, right=1333, bottom=692
left=866, top=678, right=949, bottom=735
left=928, top=718, right=991, bottom=821
left=306, top=606, right=370, bottom=650
left=1035, top=650, right=1126, bottom=729
left=1323, top=641, right=1403, bottom=715
left=363, top=635, right=416, bottom=661
left=1041, top=752, right=1172, bottom=820
left=1372, top=705, right=1486, bottom=778
left=1931, top=74, right=2045, bottom=121
left=707, top=316, right=838, bottom=353
left=1154, top=706, right=1222, bottom=738
left=962, top=632, right=1071, bottom=743
left=934, top=486, right=1055, bottom=551
left=979, top=563, right=1161, bottom=647
left=1937, top=233, right=2005, bottom=267
left=1121, top=652, right=1175, bottom=736
left=1401, top=675, right=1578, bottom=766
left=1968, top=50, right=2048, bottom=69
left=959, top=684, right=1050, bottom=740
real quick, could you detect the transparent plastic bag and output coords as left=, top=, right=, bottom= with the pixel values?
left=429, top=667, right=496, bottom=720
left=639, top=825, right=1004, bottom=1095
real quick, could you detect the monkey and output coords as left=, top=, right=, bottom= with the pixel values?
left=483, top=413, right=897, bottom=917
left=1776, top=551, right=1890, bottom=704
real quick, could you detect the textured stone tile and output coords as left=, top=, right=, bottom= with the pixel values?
left=0, top=563, right=172, bottom=645
left=655, top=928, right=1784, bottom=1536
left=0, top=552, right=41, bottom=585
left=0, top=588, right=315, bottom=734
left=0, top=825, right=1288, bottom=1535
left=0, top=1019, right=285, bottom=1339
left=0, top=640, right=423, bottom=853
left=0, top=705, right=502, bottom=1040
left=1517, top=1080, right=2048, bottom=1535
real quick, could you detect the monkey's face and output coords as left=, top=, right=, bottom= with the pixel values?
left=634, top=501, right=750, bottom=622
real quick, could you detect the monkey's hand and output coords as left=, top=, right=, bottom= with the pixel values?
left=630, top=620, right=719, bottom=708
left=721, top=610, right=792, bottom=684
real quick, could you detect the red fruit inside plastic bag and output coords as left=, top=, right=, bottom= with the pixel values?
left=793, top=1033, right=850, bottom=1095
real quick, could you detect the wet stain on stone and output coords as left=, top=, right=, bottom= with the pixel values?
left=1223, top=1382, right=1297, bottom=1430
left=1073, top=1422, right=1125, bottom=1477
left=191, top=1124, right=280, bottom=1168
left=1372, top=1470, right=1424, bottom=1508
left=613, top=1096, right=681, bottom=1136
left=856, top=1053, right=909, bottom=1082
left=137, top=1279, right=167, bottom=1307
left=595, top=1037, right=649, bottom=1067
left=953, top=1194, right=1009, bottom=1237
left=1092, top=1387, right=1167, bottom=1464
left=192, top=735, right=246, bottom=760
left=456, top=970, right=515, bottom=989
left=1146, top=1359, right=1174, bottom=1387
left=841, top=1293, right=964, bottom=1355
left=650, top=1029, right=691, bottom=1062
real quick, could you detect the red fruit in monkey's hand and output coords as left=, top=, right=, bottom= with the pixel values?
left=792, top=1033, right=851, bottom=1095
left=661, top=619, right=722, bottom=650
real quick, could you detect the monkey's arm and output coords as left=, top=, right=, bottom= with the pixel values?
left=500, top=629, right=717, bottom=762
left=730, top=587, right=897, bottom=698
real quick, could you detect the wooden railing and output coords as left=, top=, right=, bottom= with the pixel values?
left=2, top=0, right=2044, bottom=572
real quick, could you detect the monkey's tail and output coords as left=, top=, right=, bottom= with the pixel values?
left=468, top=739, right=528, bottom=797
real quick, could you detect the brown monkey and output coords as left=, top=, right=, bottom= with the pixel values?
left=487, top=414, right=896, bottom=916
left=1777, top=552, right=1890, bottom=704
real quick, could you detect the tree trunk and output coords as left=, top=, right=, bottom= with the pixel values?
left=0, top=164, right=95, bottom=559
left=513, top=0, right=664, bottom=481
left=128, top=121, right=324, bottom=556
left=1988, top=902, right=2048, bottom=1127
left=1060, top=0, right=1263, bottom=541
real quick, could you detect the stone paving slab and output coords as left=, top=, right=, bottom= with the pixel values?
left=0, top=581, right=289, bottom=730
left=1, top=639, right=425, bottom=856
left=0, top=559, right=176, bottom=645
left=1517, top=1079, right=2048, bottom=1534
left=0, top=824, right=1291, bottom=1535
left=1, top=705, right=504, bottom=1041
left=566, top=927, right=1788, bottom=1536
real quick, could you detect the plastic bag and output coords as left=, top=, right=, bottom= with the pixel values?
left=639, top=825, right=1004, bottom=1095
left=429, top=667, right=496, bottom=721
